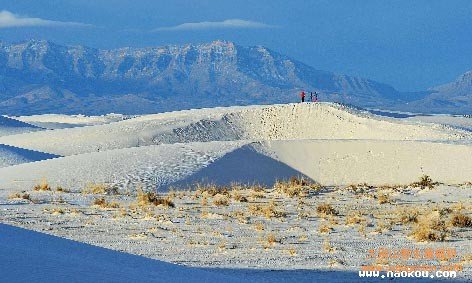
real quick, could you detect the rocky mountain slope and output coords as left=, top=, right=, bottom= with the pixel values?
left=404, top=71, right=472, bottom=114
left=0, top=40, right=407, bottom=115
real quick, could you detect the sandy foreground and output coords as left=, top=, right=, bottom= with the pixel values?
left=0, top=102, right=471, bottom=281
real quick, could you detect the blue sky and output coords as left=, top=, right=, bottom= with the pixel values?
left=0, top=0, right=472, bottom=91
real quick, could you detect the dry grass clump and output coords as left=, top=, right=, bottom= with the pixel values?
left=136, top=190, right=175, bottom=208
left=346, top=183, right=373, bottom=194
left=274, top=176, right=320, bottom=197
left=410, top=211, right=448, bottom=242
left=376, top=193, right=391, bottom=204
left=55, top=186, right=70, bottom=193
left=8, top=192, right=31, bottom=201
left=286, top=247, right=297, bottom=256
left=266, top=233, right=279, bottom=245
left=232, top=211, right=249, bottom=224
left=254, top=222, right=265, bottom=231
left=33, top=180, right=51, bottom=191
left=323, top=238, right=336, bottom=253
left=345, top=211, right=366, bottom=225
left=249, top=200, right=286, bottom=219
left=231, top=190, right=248, bottom=202
left=316, top=203, right=338, bottom=217
left=450, top=213, right=472, bottom=228
left=318, top=223, right=333, bottom=234
left=92, top=197, right=120, bottom=209
left=195, top=184, right=230, bottom=198
left=213, top=193, right=230, bottom=206
left=410, top=175, right=438, bottom=190
left=398, top=208, right=420, bottom=224
left=43, top=207, right=65, bottom=215
left=83, top=183, right=118, bottom=195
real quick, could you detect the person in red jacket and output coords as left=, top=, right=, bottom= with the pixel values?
left=300, top=91, right=306, bottom=102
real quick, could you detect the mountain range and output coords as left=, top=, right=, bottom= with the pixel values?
left=0, top=40, right=470, bottom=115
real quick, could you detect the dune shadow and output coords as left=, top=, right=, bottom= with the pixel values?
left=170, top=144, right=310, bottom=189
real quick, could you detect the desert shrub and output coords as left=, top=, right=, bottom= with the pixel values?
left=286, top=247, right=297, bottom=256
left=136, top=190, right=174, bottom=208
left=249, top=189, right=265, bottom=199
left=56, top=186, right=70, bottom=193
left=451, top=213, right=472, bottom=228
left=195, top=184, right=230, bottom=197
left=231, top=190, right=248, bottom=202
left=346, top=183, right=373, bottom=194
left=249, top=200, right=286, bottom=219
left=44, top=207, right=65, bottom=215
left=213, top=193, right=229, bottom=206
left=266, top=233, right=279, bottom=245
left=8, top=192, right=31, bottom=201
left=398, top=208, right=420, bottom=224
left=83, top=183, right=118, bottom=195
left=316, top=203, right=338, bottom=216
left=323, top=238, right=335, bottom=253
left=33, top=180, right=51, bottom=191
left=290, top=176, right=309, bottom=186
left=274, top=176, right=320, bottom=198
left=376, top=193, right=391, bottom=204
left=93, top=197, right=120, bottom=209
left=410, top=211, right=448, bottom=242
left=254, top=222, right=265, bottom=231
left=411, top=175, right=437, bottom=189
left=345, top=211, right=365, bottom=225
left=318, top=223, right=333, bottom=234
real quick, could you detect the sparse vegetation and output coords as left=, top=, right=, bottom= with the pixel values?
left=318, top=223, right=333, bottom=234
left=136, top=190, right=175, bottom=208
left=33, top=180, right=51, bottom=191
left=316, top=203, right=338, bottom=216
left=83, top=183, right=118, bottom=195
left=286, top=247, right=297, bottom=256
left=213, top=193, right=229, bottom=206
left=56, top=186, right=69, bottom=193
left=8, top=192, right=31, bottom=201
left=410, top=211, right=448, bottom=242
left=345, top=211, right=365, bottom=225
left=248, top=200, right=286, bottom=219
left=93, top=197, right=120, bottom=209
left=398, top=208, right=419, bottom=224
left=451, top=213, right=472, bottom=228
left=323, top=238, right=335, bottom=253
left=411, top=175, right=438, bottom=190
left=274, top=176, right=320, bottom=197
left=266, top=233, right=279, bottom=246
left=376, top=193, right=391, bottom=204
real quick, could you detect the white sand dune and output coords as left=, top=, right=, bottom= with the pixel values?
left=0, top=141, right=248, bottom=191
left=1, top=139, right=471, bottom=192
left=0, top=144, right=60, bottom=168
left=0, top=103, right=471, bottom=191
left=0, top=103, right=469, bottom=156
left=0, top=115, right=43, bottom=137
left=1, top=103, right=472, bottom=282
left=12, top=113, right=134, bottom=129
left=262, top=139, right=472, bottom=185
left=407, top=114, right=472, bottom=132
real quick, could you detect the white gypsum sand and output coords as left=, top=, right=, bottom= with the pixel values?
left=0, top=103, right=470, bottom=281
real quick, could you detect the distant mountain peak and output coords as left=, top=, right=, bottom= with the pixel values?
left=433, top=70, right=472, bottom=94
left=0, top=39, right=407, bottom=115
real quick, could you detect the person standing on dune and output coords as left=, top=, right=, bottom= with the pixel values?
left=300, top=91, right=306, bottom=103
